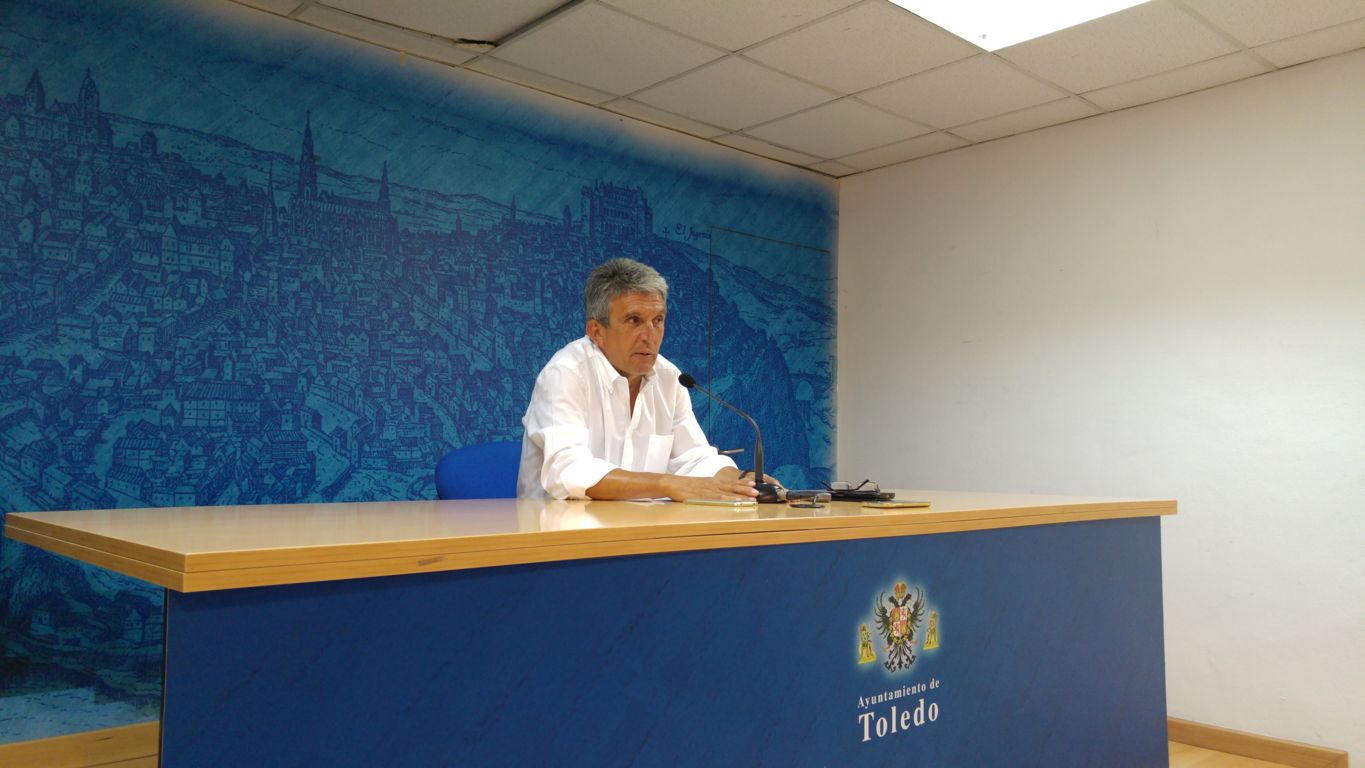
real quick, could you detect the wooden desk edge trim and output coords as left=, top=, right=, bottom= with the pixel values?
left=175, top=506, right=1168, bottom=591
left=7, top=499, right=1172, bottom=576
left=6, top=502, right=1173, bottom=593
left=177, top=500, right=1176, bottom=572
left=4, top=514, right=187, bottom=571
left=0, top=720, right=160, bottom=768
left=5, top=526, right=186, bottom=590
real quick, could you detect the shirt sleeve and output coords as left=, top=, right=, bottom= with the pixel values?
left=666, top=379, right=738, bottom=479
left=524, top=363, right=618, bottom=499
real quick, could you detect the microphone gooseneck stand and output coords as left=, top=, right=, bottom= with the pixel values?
left=678, top=373, right=783, bottom=504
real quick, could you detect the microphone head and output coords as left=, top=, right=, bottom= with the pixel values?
left=678, top=372, right=696, bottom=389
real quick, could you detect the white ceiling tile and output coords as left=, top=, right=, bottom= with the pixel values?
left=601, top=99, right=729, bottom=138
left=746, top=98, right=932, bottom=158
left=464, top=57, right=618, bottom=105
left=715, top=134, right=823, bottom=165
left=808, top=160, right=861, bottom=177
left=298, top=6, right=477, bottom=65
left=601, top=0, right=860, bottom=51
left=743, top=2, right=978, bottom=93
left=235, top=0, right=302, bottom=15
left=489, top=4, right=725, bottom=95
left=860, top=54, right=1066, bottom=128
left=633, top=56, right=835, bottom=130
left=951, top=97, right=1100, bottom=143
left=320, top=0, right=564, bottom=42
left=836, top=132, right=968, bottom=170
left=1182, top=0, right=1365, bottom=47
left=1254, top=17, right=1365, bottom=67
left=996, top=1, right=1237, bottom=93
left=1084, top=52, right=1272, bottom=111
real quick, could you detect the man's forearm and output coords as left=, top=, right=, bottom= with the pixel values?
left=585, top=469, right=678, bottom=500
left=586, top=467, right=758, bottom=501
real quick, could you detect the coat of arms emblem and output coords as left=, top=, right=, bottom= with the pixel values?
left=873, top=581, right=925, bottom=672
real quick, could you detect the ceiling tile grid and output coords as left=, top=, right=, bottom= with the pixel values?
left=1083, top=52, right=1273, bottom=111
left=234, top=0, right=302, bottom=15
left=950, top=97, right=1102, bottom=143
left=322, top=0, right=567, bottom=42
left=836, top=131, right=969, bottom=170
left=715, top=134, right=823, bottom=165
left=808, top=159, right=862, bottom=177
left=996, top=1, right=1238, bottom=93
left=234, top=0, right=1365, bottom=177
left=464, top=57, right=618, bottom=105
left=860, top=54, right=1069, bottom=129
left=1180, top=0, right=1365, bottom=47
left=489, top=3, right=726, bottom=95
left=601, top=98, right=730, bottom=138
left=745, top=97, right=934, bottom=158
left=742, top=1, right=979, bottom=93
left=297, top=5, right=478, bottom=66
left=632, top=56, right=837, bottom=130
left=1253, top=17, right=1365, bottom=67
left=600, top=0, right=862, bottom=51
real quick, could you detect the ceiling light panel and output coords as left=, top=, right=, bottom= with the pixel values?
left=889, top=0, right=1152, bottom=51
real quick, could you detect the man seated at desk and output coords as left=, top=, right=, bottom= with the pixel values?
left=518, top=258, right=762, bottom=501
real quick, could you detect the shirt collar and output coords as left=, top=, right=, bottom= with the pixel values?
left=584, top=336, right=655, bottom=389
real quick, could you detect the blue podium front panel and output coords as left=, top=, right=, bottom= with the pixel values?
left=162, top=518, right=1166, bottom=766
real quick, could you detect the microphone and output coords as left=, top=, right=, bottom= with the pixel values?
left=678, top=372, right=782, bottom=503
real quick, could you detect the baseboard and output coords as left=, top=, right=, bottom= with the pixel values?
left=1169, top=717, right=1349, bottom=768
left=0, top=721, right=159, bottom=768
left=4, top=717, right=1346, bottom=767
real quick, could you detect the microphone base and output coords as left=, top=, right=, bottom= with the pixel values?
left=754, top=482, right=783, bottom=504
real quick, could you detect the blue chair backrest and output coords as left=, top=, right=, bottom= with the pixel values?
left=434, top=440, right=522, bottom=500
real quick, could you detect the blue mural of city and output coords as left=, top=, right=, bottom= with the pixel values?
left=0, top=0, right=836, bottom=740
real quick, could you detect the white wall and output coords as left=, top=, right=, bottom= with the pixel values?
left=837, top=49, right=1364, bottom=758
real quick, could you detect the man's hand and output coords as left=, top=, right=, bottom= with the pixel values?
left=724, top=465, right=783, bottom=489
left=661, top=468, right=759, bottom=502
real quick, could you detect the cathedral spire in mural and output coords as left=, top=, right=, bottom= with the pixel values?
left=24, top=68, right=45, bottom=113
left=297, top=111, right=318, bottom=200
left=379, top=160, right=390, bottom=210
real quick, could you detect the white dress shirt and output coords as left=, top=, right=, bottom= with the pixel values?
left=518, top=336, right=736, bottom=499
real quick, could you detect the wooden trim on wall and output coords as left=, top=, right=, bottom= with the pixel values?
left=1169, top=718, right=1349, bottom=768
left=0, top=721, right=159, bottom=768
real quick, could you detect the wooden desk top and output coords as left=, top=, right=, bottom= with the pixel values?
left=5, top=490, right=1174, bottom=592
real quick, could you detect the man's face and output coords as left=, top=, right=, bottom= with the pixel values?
left=587, top=290, right=666, bottom=383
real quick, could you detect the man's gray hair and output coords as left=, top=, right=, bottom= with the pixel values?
left=583, top=258, right=669, bottom=325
